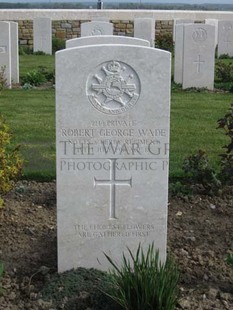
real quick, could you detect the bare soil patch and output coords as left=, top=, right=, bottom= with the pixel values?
left=0, top=181, right=232, bottom=309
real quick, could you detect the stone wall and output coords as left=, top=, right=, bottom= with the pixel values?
left=18, top=19, right=173, bottom=48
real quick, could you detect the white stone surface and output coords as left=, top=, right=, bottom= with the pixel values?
left=33, top=17, right=52, bottom=54
left=66, top=35, right=150, bottom=49
left=218, top=20, right=233, bottom=57
left=92, top=17, right=109, bottom=22
left=81, top=21, right=113, bottom=36
left=0, top=21, right=11, bottom=88
left=173, top=19, right=193, bottom=41
left=1, top=10, right=233, bottom=21
left=56, top=44, right=171, bottom=272
left=205, top=19, right=218, bottom=47
left=9, top=22, right=19, bottom=84
left=174, top=24, right=185, bottom=84
left=182, top=24, right=215, bottom=90
left=134, top=18, right=155, bottom=47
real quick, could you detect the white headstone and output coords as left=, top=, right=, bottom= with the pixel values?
left=66, top=36, right=150, bottom=49
left=33, top=17, right=52, bottom=55
left=0, top=21, right=11, bottom=88
left=174, top=24, right=185, bottom=84
left=218, top=20, right=233, bottom=57
left=9, top=22, right=19, bottom=84
left=182, top=24, right=215, bottom=90
left=81, top=21, right=113, bottom=37
left=205, top=19, right=218, bottom=47
left=56, top=44, right=171, bottom=272
left=134, top=18, right=155, bottom=47
left=173, top=19, right=193, bottom=41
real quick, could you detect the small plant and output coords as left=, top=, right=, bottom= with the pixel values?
left=214, top=82, right=233, bottom=93
left=218, top=54, right=233, bottom=59
left=0, top=114, right=23, bottom=206
left=22, top=82, right=33, bottom=90
left=38, top=66, right=55, bottom=84
left=21, top=69, right=46, bottom=86
left=33, top=50, right=47, bottom=55
left=171, top=81, right=182, bottom=91
left=217, top=103, right=233, bottom=185
left=0, top=66, right=7, bottom=92
left=215, top=61, right=233, bottom=83
left=41, top=268, right=118, bottom=309
left=155, top=33, right=174, bottom=53
left=226, top=253, right=233, bottom=267
left=21, top=66, right=54, bottom=87
left=182, top=150, right=221, bottom=193
left=169, top=181, right=192, bottom=197
left=104, top=243, right=179, bottom=310
left=19, top=46, right=33, bottom=55
left=52, top=37, right=65, bottom=54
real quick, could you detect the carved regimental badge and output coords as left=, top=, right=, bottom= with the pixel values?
left=223, top=22, right=233, bottom=31
left=87, top=60, right=141, bottom=114
left=91, top=26, right=103, bottom=36
left=192, top=28, right=207, bottom=42
left=0, top=46, right=6, bottom=54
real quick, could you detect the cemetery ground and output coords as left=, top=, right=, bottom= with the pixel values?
left=0, top=181, right=232, bottom=309
left=0, top=54, right=233, bottom=309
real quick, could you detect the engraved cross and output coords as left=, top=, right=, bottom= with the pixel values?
left=94, top=159, right=132, bottom=220
left=194, top=55, right=205, bottom=73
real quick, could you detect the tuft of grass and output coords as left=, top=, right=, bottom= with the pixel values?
left=104, top=243, right=179, bottom=310
left=227, top=253, right=233, bottom=267
left=41, top=268, right=120, bottom=310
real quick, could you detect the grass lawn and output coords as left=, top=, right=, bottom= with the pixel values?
left=0, top=55, right=232, bottom=180
left=170, top=90, right=231, bottom=177
left=19, top=54, right=55, bottom=77
left=1, top=89, right=55, bottom=180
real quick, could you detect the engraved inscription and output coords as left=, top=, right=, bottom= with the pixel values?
left=192, top=28, right=207, bottom=42
left=60, top=159, right=159, bottom=172
left=193, top=55, right=205, bottom=73
left=0, top=46, right=6, bottom=54
left=74, top=223, right=155, bottom=238
left=94, top=159, right=132, bottom=220
left=87, top=60, right=141, bottom=114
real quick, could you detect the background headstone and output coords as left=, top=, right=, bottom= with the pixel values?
left=182, top=24, right=215, bottom=90
left=218, top=20, right=233, bottom=57
left=56, top=44, right=171, bottom=272
left=134, top=18, right=155, bottom=47
left=81, top=21, right=113, bottom=37
left=33, top=17, right=52, bottom=55
left=9, top=22, right=19, bottom=84
left=174, top=23, right=185, bottom=84
left=66, top=35, right=150, bottom=49
left=0, top=21, right=11, bottom=88
left=205, top=19, right=218, bottom=47
left=173, top=19, right=193, bottom=41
